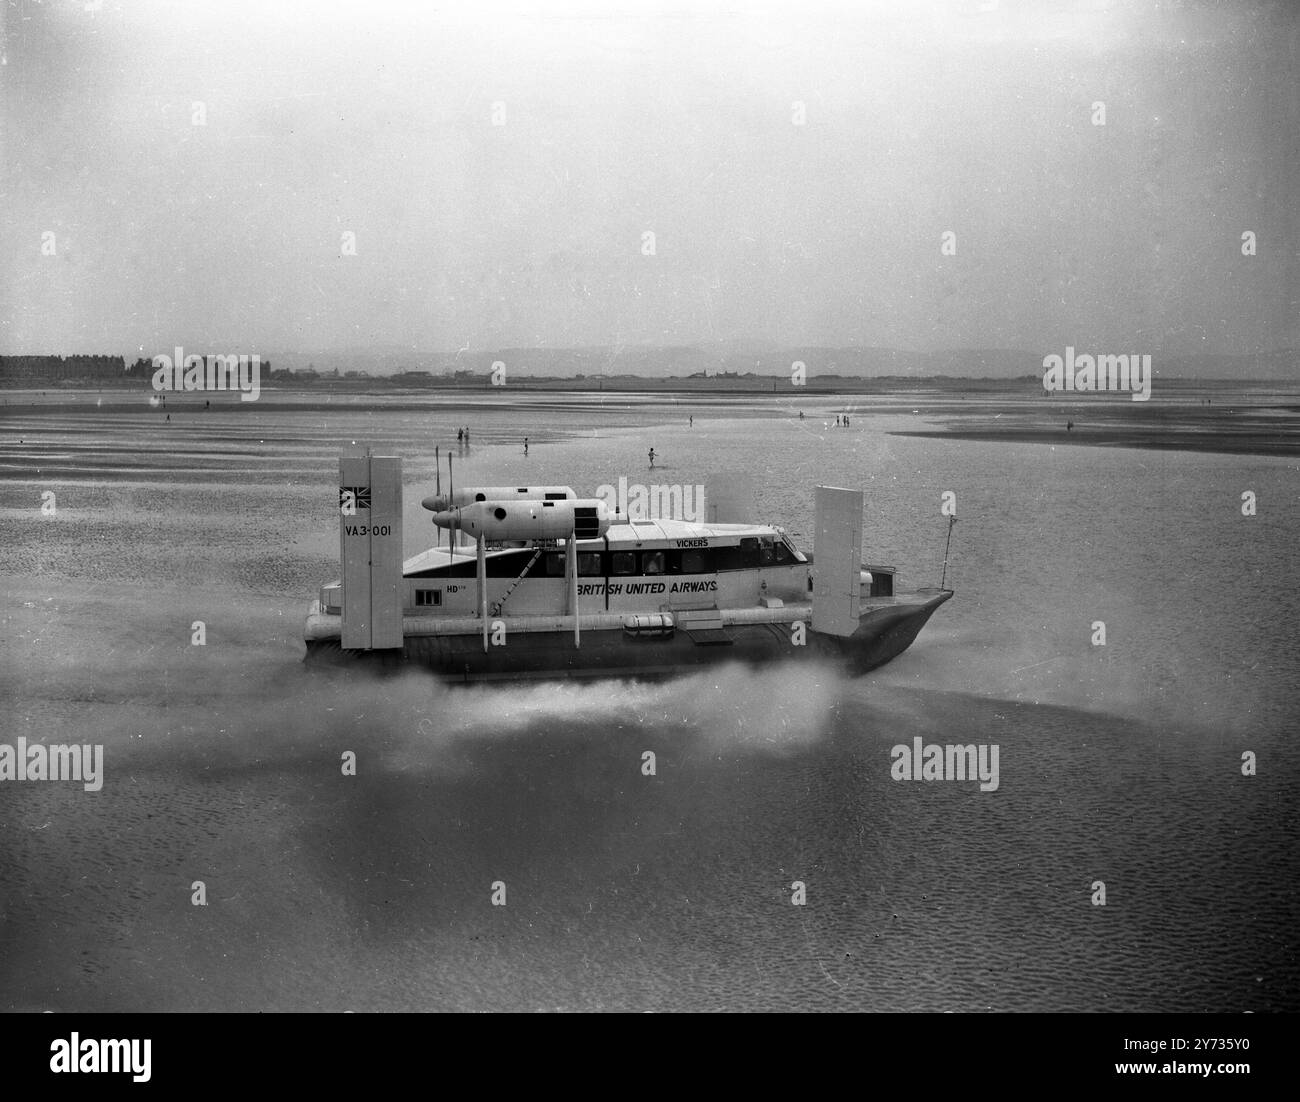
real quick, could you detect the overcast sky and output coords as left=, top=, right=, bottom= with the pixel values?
left=1, top=0, right=1296, bottom=362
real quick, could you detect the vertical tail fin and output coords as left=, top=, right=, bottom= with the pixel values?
left=812, top=485, right=863, bottom=637
left=339, top=453, right=404, bottom=649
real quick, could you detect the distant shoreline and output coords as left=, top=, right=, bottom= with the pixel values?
left=2, top=375, right=1296, bottom=402
left=3, top=374, right=1031, bottom=397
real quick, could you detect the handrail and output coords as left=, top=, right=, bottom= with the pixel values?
left=490, top=546, right=544, bottom=616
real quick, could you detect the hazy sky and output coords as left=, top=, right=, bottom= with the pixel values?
left=1, top=0, right=1296, bottom=360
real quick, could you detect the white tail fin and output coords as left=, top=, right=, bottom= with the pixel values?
left=812, top=485, right=863, bottom=637
left=339, top=453, right=404, bottom=649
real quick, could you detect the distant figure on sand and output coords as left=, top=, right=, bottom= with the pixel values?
left=689, top=416, right=693, bottom=427
left=1067, top=421, right=1074, bottom=432
left=457, top=428, right=463, bottom=443
left=799, top=411, right=804, bottom=420
left=523, top=437, right=529, bottom=456
left=648, top=448, right=656, bottom=469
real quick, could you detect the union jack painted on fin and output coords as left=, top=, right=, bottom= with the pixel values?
left=339, top=486, right=371, bottom=511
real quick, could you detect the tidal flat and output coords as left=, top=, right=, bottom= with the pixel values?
left=1, top=386, right=1296, bottom=1011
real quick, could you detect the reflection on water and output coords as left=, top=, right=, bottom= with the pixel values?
left=0, top=392, right=1296, bottom=1010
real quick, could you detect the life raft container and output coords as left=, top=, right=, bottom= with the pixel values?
left=622, top=613, right=675, bottom=637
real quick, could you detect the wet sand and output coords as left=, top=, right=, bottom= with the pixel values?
left=898, top=428, right=1299, bottom=456
left=893, top=389, right=1300, bottom=456
left=2, top=390, right=1297, bottom=1011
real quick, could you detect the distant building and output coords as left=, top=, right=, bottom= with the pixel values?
left=0, top=354, right=127, bottom=386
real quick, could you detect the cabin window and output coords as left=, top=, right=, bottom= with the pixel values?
left=681, top=550, right=708, bottom=574
left=612, top=552, right=636, bottom=575
left=415, top=589, right=442, bottom=607
left=642, top=550, right=665, bottom=575
left=545, top=553, right=566, bottom=576
left=708, top=540, right=788, bottom=571
left=578, top=553, right=603, bottom=576
left=711, top=545, right=740, bottom=570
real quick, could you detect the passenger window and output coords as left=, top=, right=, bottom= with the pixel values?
left=545, top=553, right=566, bottom=576
left=773, top=542, right=791, bottom=563
left=681, top=550, right=708, bottom=574
left=578, top=553, right=603, bottom=576
left=612, top=552, right=636, bottom=575
left=642, top=551, right=664, bottom=575
left=759, top=538, right=774, bottom=564
left=712, top=545, right=741, bottom=570
left=739, top=538, right=760, bottom=568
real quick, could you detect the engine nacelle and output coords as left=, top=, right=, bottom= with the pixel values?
left=431, top=498, right=610, bottom=541
left=421, top=485, right=575, bottom=512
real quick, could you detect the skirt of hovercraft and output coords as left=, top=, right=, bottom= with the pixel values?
left=303, top=590, right=951, bottom=683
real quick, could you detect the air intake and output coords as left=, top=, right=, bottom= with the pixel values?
left=573, top=506, right=600, bottom=539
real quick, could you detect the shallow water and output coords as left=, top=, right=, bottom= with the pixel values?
left=1, top=390, right=1297, bottom=1010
